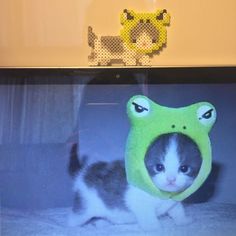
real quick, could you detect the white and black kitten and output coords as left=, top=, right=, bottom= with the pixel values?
left=68, top=133, right=202, bottom=231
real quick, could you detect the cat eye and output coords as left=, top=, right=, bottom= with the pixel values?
left=154, top=164, right=165, bottom=173
left=179, top=165, right=190, bottom=174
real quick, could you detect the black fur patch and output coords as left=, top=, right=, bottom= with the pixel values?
left=144, top=134, right=169, bottom=177
left=101, top=36, right=124, bottom=53
left=68, top=143, right=81, bottom=177
left=84, top=160, right=128, bottom=210
left=176, top=134, right=202, bottom=177
left=73, top=191, right=84, bottom=213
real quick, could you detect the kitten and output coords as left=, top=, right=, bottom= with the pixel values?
left=68, top=133, right=202, bottom=231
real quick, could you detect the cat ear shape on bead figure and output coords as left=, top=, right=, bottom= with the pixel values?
left=125, top=95, right=216, bottom=201
left=120, top=9, right=171, bottom=54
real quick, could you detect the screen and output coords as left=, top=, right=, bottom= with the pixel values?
left=1, top=68, right=236, bottom=236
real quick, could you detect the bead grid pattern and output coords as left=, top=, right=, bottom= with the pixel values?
left=88, top=9, right=170, bottom=66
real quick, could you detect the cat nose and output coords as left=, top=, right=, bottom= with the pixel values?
left=167, top=176, right=176, bottom=183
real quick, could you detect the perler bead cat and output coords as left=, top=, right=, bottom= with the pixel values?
left=88, top=9, right=170, bottom=66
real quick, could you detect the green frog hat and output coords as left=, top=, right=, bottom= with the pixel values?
left=125, top=95, right=216, bottom=201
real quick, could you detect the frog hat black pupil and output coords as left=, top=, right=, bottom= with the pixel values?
left=132, top=102, right=148, bottom=113
left=200, top=109, right=213, bottom=120
left=202, top=109, right=213, bottom=119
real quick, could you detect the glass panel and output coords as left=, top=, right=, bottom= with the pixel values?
left=1, top=69, right=236, bottom=236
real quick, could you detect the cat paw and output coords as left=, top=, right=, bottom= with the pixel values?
left=174, top=216, right=193, bottom=226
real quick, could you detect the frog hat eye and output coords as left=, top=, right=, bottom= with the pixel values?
left=197, top=105, right=216, bottom=126
left=131, top=97, right=150, bottom=117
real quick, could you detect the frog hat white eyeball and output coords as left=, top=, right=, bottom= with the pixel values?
left=197, top=105, right=216, bottom=126
left=130, top=97, right=150, bottom=117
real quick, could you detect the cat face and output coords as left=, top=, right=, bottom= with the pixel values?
left=145, top=133, right=202, bottom=193
left=120, top=9, right=171, bottom=54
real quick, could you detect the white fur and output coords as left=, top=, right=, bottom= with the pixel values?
left=125, top=185, right=191, bottom=231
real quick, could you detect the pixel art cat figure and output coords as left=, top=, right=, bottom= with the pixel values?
left=88, top=9, right=170, bottom=66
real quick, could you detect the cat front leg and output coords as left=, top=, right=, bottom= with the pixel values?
left=168, top=202, right=193, bottom=226
left=106, top=210, right=136, bottom=225
left=67, top=191, right=92, bottom=227
left=126, top=186, right=162, bottom=231
left=139, top=55, right=150, bottom=65
left=134, top=208, right=162, bottom=231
